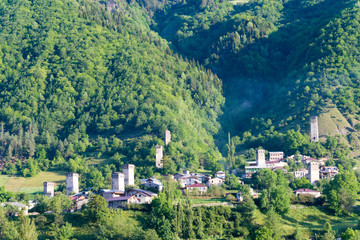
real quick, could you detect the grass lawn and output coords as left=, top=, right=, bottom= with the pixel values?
left=1, top=171, right=66, bottom=194
left=253, top=205, right=360, bottom=238
left=196, top=169, right=213, bottom=175
left=189, top=196, right=229, bottom=205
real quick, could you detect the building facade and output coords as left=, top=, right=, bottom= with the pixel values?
left=66, top=172, right=79, bottom=195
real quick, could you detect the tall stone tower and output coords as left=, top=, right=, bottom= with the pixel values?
left=43, top=182, right=55, bottom=198
left=112, top=172, right=125, bottom=191
left=165, top=130, right=171, bottom=146
left=308, top=161, right=319, bottom=184
left=66, top=172, right=79, bottom=195
left=122, top=164, right=135, bottom=186
left=155, top=145, right=163, bottom=168
left=310, top=116, right=319, bottom=142
left=256, top=149, right=266, bottom=167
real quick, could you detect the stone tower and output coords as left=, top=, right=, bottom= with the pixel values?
left=122, top=164, right=135, bottom=186
left=155, top=145, right=163, bottom=168
left=256, top=149, right=266, bottom=167
left=165, top=130, right=171, bottom=146
left=308, top=161, right=319, bottom=184
left=112, top=172, right=125, bottom=191
left=66, top=172, right=79, bottom=195
left=310, top=116, right=319, bottom=142
left=43, top=182, right=55, bottom=198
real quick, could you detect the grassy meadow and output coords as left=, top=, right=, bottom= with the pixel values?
left=0, top=171, right=66, bottom=194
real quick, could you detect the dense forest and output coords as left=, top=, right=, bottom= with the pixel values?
left=3, top=0, right=360, bottom=239
left=133, top=0, right=360, bottom=163
left=0, top=0, right=359, bottom=185
left=0, top=0, right=225, bottom=179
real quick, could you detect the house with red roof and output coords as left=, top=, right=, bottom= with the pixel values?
left=294, top=189, right=321, bottom=198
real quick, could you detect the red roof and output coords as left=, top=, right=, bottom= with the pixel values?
left=187, top=183, right=207, bottom=188
left=294, top=189, right=320, bottom=193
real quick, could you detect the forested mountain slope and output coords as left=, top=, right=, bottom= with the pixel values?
left=0, top=0, right=224, bottom=178
left=140, top=0, right=360, bottom=159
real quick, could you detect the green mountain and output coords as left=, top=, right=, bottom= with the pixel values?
left=138, top=0, right=360, bottom=160
left=0, top=0, right=224, bottom=178
left=2, top=0, right=360, bottom=177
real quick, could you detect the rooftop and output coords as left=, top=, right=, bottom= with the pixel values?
left=187, top=183, right=207, bottom=188
left=128, top=189, right=157, bottom=197
left=294, top=189, right=320, bottom=193
left=107, top=196, right=134, bottom=202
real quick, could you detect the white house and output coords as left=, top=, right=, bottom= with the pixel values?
left=126, top=189, right=157, bottom=204
left=294, top=189, right=321, bottom=198
left=215, top=171, right=226, bottom=179
left=186, top=183, right=208, bottom=195
left=179, top=176, right=202, bottom=187
left=207, top=177, right=224, bottom=187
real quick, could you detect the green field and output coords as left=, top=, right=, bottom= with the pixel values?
left=253, top=205, right=360, bottom=238
left=0, top=171, right=66, bottom=194
left=189, top=197, right=229, bottom=205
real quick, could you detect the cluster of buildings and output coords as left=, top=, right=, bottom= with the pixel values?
left=4, top=119, right=341, bottom=214
left=244, top=149, right=287, bottom=178
left=43, top=164, right=158, bottom=210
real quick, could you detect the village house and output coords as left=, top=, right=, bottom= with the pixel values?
left=144, top=178, right=163, bottom=191
left=107, top=196, right=139, bottom=208
left=126, top=189, right=157, bottom=204
left=269, top=151, right=284, bottom=161
left=265, top=160, right=287, bottom=169
left=294, top=189, right=321, bottom=198
left=70, top=195, right=89, bottom=211
left=101, top=190, right=125, bottom=200
left=179, top=175, right=202, bottom=187
left=215, top=171, right=226, bottom=179
left=1, top=202, right=29, bottom=216
left=245, top=149, right=288, bottom=178
left=207, top=177, right=224, bottom=187
left=190, top=173, right=209, bottom=183
left=293, top=169, right=308, bottom=179
left=186, top=183, right=208, bottom=195
left=320, top=166, right=339, bottom=179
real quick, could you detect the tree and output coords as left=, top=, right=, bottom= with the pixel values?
left=260, top=185, right=291, bottom=214
left=341, top=228, right=357, bottom=240
left=322, top=221, right=336, bottom=240
left=227, top=133, right=236, bottom=169
left=324, top=170, right=359, bottom=215
left=284, top=130, right=307, bottom=154
left=18, top=209, right=38, bottom=240
left=86, top=195, right=110, bottom=223
left=265, top=208, right=280, bottom=238
left=254, top=227, right=274, bottom=240
left=294, top=224, right=308, bottom=240
left=290, top=177, right=313, bottom=190
left=55, top=222, right=73, bottom=240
